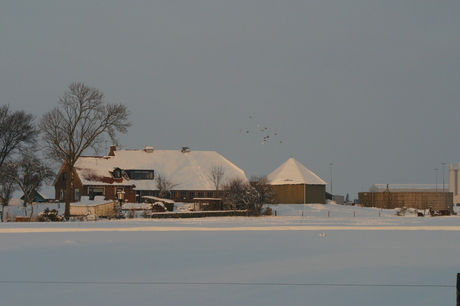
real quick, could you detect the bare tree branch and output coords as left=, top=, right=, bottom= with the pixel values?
left=208, top=164, right=225, bottom=192
left=155, top=173, right=179, bottom=199
left=0, top=105, right=39, bottom=168
left=3, top=152, right=55, bottom=208
left=39, top=83, right=131, bottom=220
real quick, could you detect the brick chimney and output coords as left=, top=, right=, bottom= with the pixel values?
left=109, top=145, right=117, bottom=156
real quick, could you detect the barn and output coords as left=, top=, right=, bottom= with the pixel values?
left=267, top=158, right=327, bottom=204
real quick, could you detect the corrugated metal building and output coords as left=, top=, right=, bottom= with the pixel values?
left=359, top=184, right=453, bottom=212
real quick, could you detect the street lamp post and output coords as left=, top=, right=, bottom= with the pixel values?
left=435, top=168, right=439, bottom=192
left=441, top=163, right=446, bottom=191
left=116, top=190, right=125, bottom=219
left=329, top=163, right=333, bottom=195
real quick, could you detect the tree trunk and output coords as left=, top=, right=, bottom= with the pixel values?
left=29, top=203, right=34, bottom=221
left=64, top=165, right=72, bottom=220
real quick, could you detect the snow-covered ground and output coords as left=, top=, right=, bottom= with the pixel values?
left=0, top=203, right=459, bottom=306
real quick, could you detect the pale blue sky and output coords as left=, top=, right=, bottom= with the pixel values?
left=1, top=1, right=459, bottom=198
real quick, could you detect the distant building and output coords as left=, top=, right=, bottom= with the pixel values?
left=359, top=184, right=453, bottom=212
left=53, top=146, right=248, bottom=203
left=20, top=190, right=54, bottom=203
left=449, top=163, right=460, bottom=206
left=267, top=157, right=326, bottom=204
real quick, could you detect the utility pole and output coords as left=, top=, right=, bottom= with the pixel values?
left=442, top=163, right=446, bottom=191
left=435, top=168, right=439, bottom=192
left=457, top=273, right=460, bottom=306
left=329, top=163, right=333, bottom=195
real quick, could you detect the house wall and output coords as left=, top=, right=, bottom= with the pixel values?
left=54, top=168, right=137, bottom=203
left=136, top=190, right=219, bottom=203
left=272, top=184, right=326, bottom=204
left=102, top=186, right=137, bottom=203
left=55, top=176, right=218, bottom=204
left=54, top=168, right=84, bottom=202
left=358, top=191, right=453, bottom=211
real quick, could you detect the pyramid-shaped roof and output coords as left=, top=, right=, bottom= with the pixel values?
left=267, top=157, right=327, bottom=185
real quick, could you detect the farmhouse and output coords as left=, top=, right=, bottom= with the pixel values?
left=267, top=157, right=327, bottom=204
left=358, top=184, right=453, bottom=212
left=53, top=146, right=248, bottom=204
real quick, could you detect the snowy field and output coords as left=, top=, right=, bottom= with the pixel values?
left=0, top=203, right=459, bottom=306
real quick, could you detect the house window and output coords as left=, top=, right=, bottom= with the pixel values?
left=62, top=172, right=67, bottom=181
left=127, top=170, right=154, bottom=180
left=113, top=168, right=122, bottom=178
left=89, top=187, right=104, bottom=200
left=181, top=191, right=187, bottom=199
left=60, top=189, right=65, bottom=201
left=189, top=192, right=195, bottom=199
left=74, top=189, right=80, bottom=202
left=207, top=192, right=214, bottom=198
left=198, top=192, right=204, bottom=198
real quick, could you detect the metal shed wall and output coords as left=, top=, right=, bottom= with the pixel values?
left=358, top=191, right=453, bottom=211
left=272, top=184, right=326, bottom=204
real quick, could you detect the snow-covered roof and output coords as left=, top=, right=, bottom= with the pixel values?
left=369, top=184, right=449, bottom=192
left=73, top=147, right=248, bottom=191
left=267, top=157, right=326, bottom=185
left=37, top=186, right=55, bottom=199
left=142, top=196, right=174, bottom=204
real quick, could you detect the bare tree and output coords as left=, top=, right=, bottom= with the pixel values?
left=39, top=82, right=131, bottom=220
left=208, top=164, right=225, bottom=192
left=221, top=177, right=252, bottom=210
left=0, top=105, right=39, bottom=168
left=0, top=165, right=17, bottom=222
left=221, top=176, right=276, bottom=215
left=10, top=152, right=55, bottom=206
left=249, top=175, right=276, bottom=215
left=3, top=152, right=54, bottom=220
left=155, top=173, right=179, bottom=199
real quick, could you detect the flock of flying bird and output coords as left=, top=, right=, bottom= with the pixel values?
left=238, top=115, right=283, bottom=145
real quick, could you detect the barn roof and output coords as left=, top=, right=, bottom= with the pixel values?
left=267, top=157, right=326, bottom=185
left=72, top=147, right=248, bottom=191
